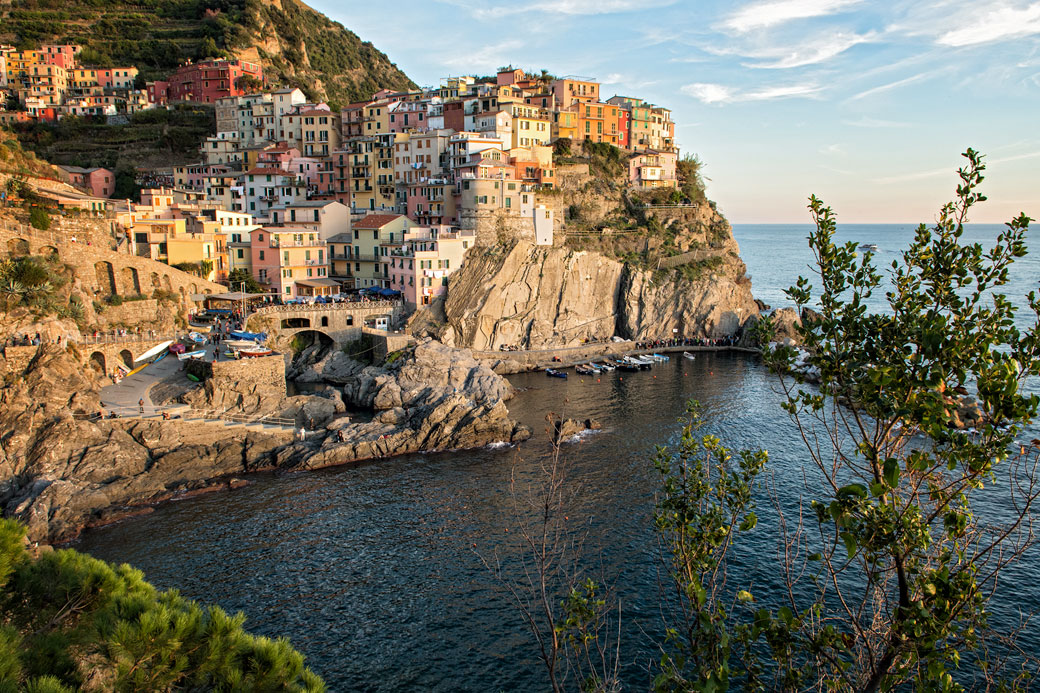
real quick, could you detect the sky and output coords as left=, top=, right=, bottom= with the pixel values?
left=312, top=0, right=1040, bottom=224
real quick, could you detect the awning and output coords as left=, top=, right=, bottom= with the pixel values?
left=295, top=278, right=342, bottom=288
left=207, top=291, right=254, bottom=301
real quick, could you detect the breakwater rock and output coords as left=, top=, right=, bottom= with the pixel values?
left=0, top=341, right=527, bottom=543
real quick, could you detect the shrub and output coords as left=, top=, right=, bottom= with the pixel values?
left=28, top=207, right=50, bottom=231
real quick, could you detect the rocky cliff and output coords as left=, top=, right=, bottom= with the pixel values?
left=1, top=340, right=526, bottom=543
left=439, top=239, right=758, bottom=350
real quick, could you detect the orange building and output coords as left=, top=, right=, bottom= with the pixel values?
left=572, top=101, right=620, bottom=146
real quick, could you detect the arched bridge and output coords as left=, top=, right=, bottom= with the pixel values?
left=245, top=300, right=406, bottom=346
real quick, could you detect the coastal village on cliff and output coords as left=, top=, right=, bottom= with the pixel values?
left=0, top=44, right=761, bottom=543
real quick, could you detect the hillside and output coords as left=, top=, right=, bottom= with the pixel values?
left=0, top=0, right=416, bottom=108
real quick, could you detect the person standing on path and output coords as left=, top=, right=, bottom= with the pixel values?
left=138, top=398, right=145, bottom=415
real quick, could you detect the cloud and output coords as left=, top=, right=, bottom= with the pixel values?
left=872, top=150, right=1040, bottom=184
left=847, top=69, right=945, bottom=101
left=681, top=83, right=736, bottom=103
left=722, top=0, right=862, bottom=33
left=820, top=143, right=845, bottom=155
left=842, top=116, right=911, bottom=128
left=746, top=31, right=875, bottom=68
left=681, top=81, right=821, bottom=104
left=469, top=0, right=677, bottom=19
left=441, top=40, right=525, bottom=71
left=937, top=2, right=1040, bottom=46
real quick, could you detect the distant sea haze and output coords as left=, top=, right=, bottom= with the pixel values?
left=732, top=223, right=1038, bottom=325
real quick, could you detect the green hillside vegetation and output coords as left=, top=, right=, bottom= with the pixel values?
left=0, top=0, right=415, bottom=108
left=0, top=518, right=324, bottom=691
left=8, top=104, right=215, bottom=184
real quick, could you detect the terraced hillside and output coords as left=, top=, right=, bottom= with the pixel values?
left=0, top=0, right=415, bottom=108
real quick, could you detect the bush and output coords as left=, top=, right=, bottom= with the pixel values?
left=0, top=519, right=324, bottom=691
left=28, top=207, right=50, bottom=231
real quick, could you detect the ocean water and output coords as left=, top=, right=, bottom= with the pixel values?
left=73, top=224, right=1040, bottom=690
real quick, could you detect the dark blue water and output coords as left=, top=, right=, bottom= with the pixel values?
left=75, top=224, right=1040, bottom=690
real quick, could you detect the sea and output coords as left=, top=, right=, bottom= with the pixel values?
left=75, top=224, right=1040, bottom=690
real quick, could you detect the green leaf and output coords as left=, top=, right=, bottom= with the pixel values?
left=883, top=458, right=900, bottom=489
left=737, top=590, right=755, bottom=603
left=842, top=532, right=857, bottom=559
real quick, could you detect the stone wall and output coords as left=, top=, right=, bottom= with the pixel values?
left=0, top=217, right=225, bottom=331
left=0, top=345, right=37, bottom=375
left=363, top=329, right=416, bottom=361
left=186, top=354, right=288, bottom=414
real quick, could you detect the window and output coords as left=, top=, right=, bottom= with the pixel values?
left=259, top=250, right=265, bottom=260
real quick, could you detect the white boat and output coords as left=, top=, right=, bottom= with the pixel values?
left=596, top=362, right=616, bottom=371
left=187, top=332, right=207, bottom=345
left=683, top=352, right=696, bottom=361
left=178, top=349, right=207, bottom=361
left=223, top=339, right=261, bottom=349
left=859, top=243, right=878, bottom=252
left=651, top=353, right=670, bottom=361
left=134, top=340, right=174, bottom=363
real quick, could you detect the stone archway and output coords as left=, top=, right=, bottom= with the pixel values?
left=162, top=275, right=172, bottom=292
left=121, top=266, right=140, bottom=295
left=89, top=351, right=106, bottom=373
left=281, top=317, right=311, bottom=329
left=94, top=261, right=117, bottom=295
left=119, top=349, right=133, bottom=368
left=8, top=238, right=30, bottom=256
left=39, top=245, right=58, bottom=259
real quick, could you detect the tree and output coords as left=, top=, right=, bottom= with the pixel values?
left=228, top=268, right=263, bottom=293
left=511, top=150, right=1040, bottom=691
left=0, top=519, right=324, bottom=691
left=755, top=149, right=1039, bottom=689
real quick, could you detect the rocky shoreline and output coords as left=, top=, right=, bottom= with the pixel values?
left=0, top=340, right=529, bottom=544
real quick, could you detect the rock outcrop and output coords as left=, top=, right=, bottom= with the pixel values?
left=440, top=241, right=759, bottom=350
left=1, top=340, right=528, bottom=543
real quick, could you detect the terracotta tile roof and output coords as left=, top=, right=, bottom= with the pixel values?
left=354, top=213, right=404, bottom=229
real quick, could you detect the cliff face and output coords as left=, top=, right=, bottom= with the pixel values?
left=440, top=238, right=758, bottom=350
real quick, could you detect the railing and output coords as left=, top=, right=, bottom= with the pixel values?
left=79, top=404, right=295, bottom=429
left=251, top=299, right=399, bottom=315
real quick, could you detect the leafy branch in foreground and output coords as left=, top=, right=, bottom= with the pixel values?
left=758, top=148, right=1040, bottom=690
left=0, top=519, right=324, bottom=692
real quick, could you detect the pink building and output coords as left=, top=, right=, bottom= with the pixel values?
left=58, top=165, right=116, bottom=198
left=382, top=226, right=475, bottom=307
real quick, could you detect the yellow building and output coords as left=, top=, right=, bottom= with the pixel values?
left=131, top=218, right=224, bottom=282
left=501, top=102, right=552, bottom=150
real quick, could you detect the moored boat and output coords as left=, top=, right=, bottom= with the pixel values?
left=683, top=351, right=696, bottom=360
left=575, top=364, right=597, bottom=376
left=545, top=368, right=568, bottom=379
left=595, top=362, right=615, bottom=371
left=238, top=347, right=275, bottom=358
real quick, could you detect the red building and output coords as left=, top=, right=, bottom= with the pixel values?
left=617, top=108, right=630, bottom=148
left=58, top=166, right=116, bottom=198
left=147, top=59, right=263, bottom=105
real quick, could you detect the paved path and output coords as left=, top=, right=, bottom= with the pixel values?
left=99, top=342, right=216, bottom=416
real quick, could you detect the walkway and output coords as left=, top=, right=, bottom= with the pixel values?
left=99, top=342, right=215, bottom=415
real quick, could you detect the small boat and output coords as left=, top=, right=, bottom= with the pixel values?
left=187, top=373, right=201, bottom=383
left=627, top=356, right=653, bottom=368
left=652, top=353, right=670, bottom=361
left=153, top=352, right=168, bottom=363
left=545, top=368, right=568, bottom=379
left=615, top=360, right=640, bottom=372
left=229, top=330, right=267, bottom=343
left=859, top=243, right=878, bottom=252
left=178, top=349, right=207, bottom=361
left=595, top=362, right=615, bottom=371
left=575, top=364, right=597, bottom=376
left=187, top=323, right=212, bottom=333
left=135, top=340, right=174, bottom=362
left=168, top=343, right=186, bottom=354
left=223, top=339, right=261, bottom=349
left=187, top=332, right=207, bottom=345
left=683, top=352, right=696, bottom=360
left=238, top=347, right=274, bottom=358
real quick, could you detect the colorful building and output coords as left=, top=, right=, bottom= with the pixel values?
left=382, top=226, right=475, bottom=307
left=147, top=59, right=263, bottom=105
left=59, top=166, right=116, bottom=198
left=249, top=226, right=330, bottom=297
